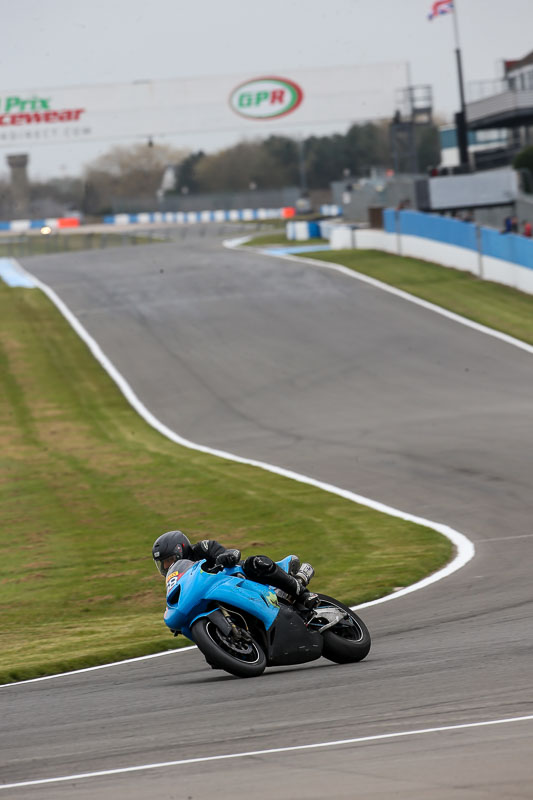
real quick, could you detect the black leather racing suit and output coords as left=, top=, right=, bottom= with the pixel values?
left=186, top=540, right=303, bottom=598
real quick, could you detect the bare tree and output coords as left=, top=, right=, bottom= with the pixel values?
left=0, top=176, right=12, bottom=219
left=194, top=140, right=291, bottom=192
left=83, top=142, right=189, bottom=212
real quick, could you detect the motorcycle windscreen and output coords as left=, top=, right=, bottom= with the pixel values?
left=166, top=559, right=196, bottom=593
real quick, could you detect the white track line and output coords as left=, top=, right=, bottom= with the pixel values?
left=475, top=533, right=533, bottom=542
left=0, top=648, right=197, bottom=689
left=1, top=256, right=475, bottom=688
left=227, top=241, right=533, bottom=356
left=2, top=714, right=533, bottom=790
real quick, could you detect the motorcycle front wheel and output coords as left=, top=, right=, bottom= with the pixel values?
left=315, top=594, right=371, bottom=664
left=191, top=618, right=266, bottom=678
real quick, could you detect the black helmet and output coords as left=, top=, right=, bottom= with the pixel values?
left=152, top=531, right=192, bottom=577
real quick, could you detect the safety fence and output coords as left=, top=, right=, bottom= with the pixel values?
left=319, top=204, right=342, bottom=217
left=383, top=209, right=533, bottom=272
left=104, top=206, right=342, bottom=226
left=103, top=208, right=293, bottom=225
left=284, top=209, right=533, bottom=295
left=0, top=205, right=342, bottom=232
left=0, top=216, right=80, bottom=232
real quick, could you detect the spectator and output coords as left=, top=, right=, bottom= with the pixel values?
left=511, top=215, right=519, bottom=233
left=523, top=221, right=532, bottom=237
left=502, top=215, right=513, bottom=233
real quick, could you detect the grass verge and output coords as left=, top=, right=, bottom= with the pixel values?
left=243, top=233, right=328, bottom=247
left=0, top=232, right=158, bottom=258
left=299, top=248, right=533, bottom=345
left=0, top=282, right=452, bottom=683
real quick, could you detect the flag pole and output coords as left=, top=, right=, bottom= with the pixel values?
left=452, top=1, right=467, bottom=112
left=451, top=0, right=469, bottom=166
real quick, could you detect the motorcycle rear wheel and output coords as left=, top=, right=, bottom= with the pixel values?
left=192, top=618, right=267, bottom=678
left=315, top=594, right=371, bottom=664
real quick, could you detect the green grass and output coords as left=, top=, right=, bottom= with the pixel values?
left=0, top=282, right=452, bottom=684
left=301, top=249, right=533, bottom=345
left=0, top=232, right=158, bottom=258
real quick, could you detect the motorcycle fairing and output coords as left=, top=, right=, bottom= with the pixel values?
left=266, top=604, right=323, bottom=666
left=163, top=556, right=322, bottom=666
left=164, top=560, right=280, bottom=639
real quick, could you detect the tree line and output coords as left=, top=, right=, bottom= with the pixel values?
left=174, top=121, right=440, bottom=194
left=0, top=121, right=441, bottom=218
left=79, top=121, right=440, bottom=211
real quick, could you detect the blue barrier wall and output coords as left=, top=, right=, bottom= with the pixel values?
left=480, top=228, right=533, bottom=270
left=401, top=211, right=478, bottom=251
left=383, top=209, right=533, bottom=270
left=383, top=208, right=396, bottom=233
left=383, top=209, right=477, bottom=250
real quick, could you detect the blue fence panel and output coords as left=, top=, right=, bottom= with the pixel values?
left=481, top=227, right=508, bottom=262
left=513, top=236, right=533, bottom=270
left=399, top=210, right=478, bottom=251
left=481, top=228, right=533, bottom=271
left=383, top=208, right=396, bottom=233
left=382, top=207, right=533, bottom=271
left=383, top=208, right=478, bottom=250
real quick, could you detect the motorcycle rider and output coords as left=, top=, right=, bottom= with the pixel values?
left=152, top=530, right=318, bottom=608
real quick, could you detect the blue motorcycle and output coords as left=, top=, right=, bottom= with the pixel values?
left=164, top=556, right=371, bottom=678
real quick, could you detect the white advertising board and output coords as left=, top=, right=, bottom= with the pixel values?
left=0, top=62, right=408, bottom=176
left=428, top=169, right=519, bottom=210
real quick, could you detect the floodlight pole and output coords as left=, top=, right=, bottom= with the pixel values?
left=452, top=0, right=469, bottom=166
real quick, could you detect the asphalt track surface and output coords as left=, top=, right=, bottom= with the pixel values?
left=2, top=230, right=533, bottom=798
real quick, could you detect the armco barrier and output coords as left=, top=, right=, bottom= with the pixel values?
left=339, top=209, right=533, bottom=295
left=103, top=208, right=291, bottom=225
left=0, top=217, right=80, bottom=232
left=320, top=204, right=342, bottom=217
left=0, top=209, right=286, bottom=229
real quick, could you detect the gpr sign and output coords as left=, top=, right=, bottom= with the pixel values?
left=229, top=77, right=303, bottom=120
left=0, top=95, right=85, bottom=126
left=0, top=64, right=409, bottom=177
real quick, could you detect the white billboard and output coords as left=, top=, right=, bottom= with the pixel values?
left=0, top=62, right=408, bottom=176
left=428, top=169, right=518, bottom=210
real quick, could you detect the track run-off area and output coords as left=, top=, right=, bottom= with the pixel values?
left=1, top=229, right=532, bottom=798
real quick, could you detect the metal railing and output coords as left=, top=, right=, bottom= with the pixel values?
left=466, top=79, right=510, bottom=103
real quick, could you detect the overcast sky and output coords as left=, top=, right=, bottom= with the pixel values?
left=2, top=0, right=533, bottom=179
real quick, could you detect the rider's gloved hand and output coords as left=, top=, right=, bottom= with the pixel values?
left=215, top=549, right=241, bottom=568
